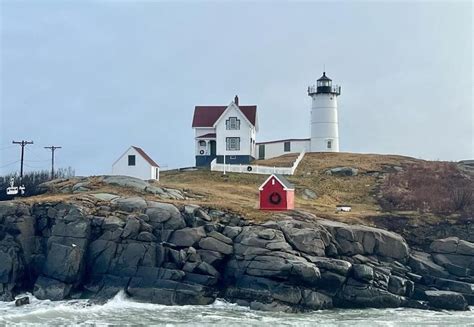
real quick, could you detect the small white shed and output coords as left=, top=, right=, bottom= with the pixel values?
left=112, top=146, right=160, bottom=180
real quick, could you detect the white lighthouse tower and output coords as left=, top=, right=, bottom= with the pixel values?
left=308, top=72, right=341, bottom=152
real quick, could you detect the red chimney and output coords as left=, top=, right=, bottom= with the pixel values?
left=234, top=95, right=239, bottom=106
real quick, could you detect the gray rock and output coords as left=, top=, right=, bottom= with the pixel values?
left=199, top=237, right=233, bottom=255
left=43, top=243, right=84, bottom=283
left=112, top=197, right=147, bottom=212
left=425, top=290, right=468, bottom=311
left=91, top=193, right=119, bottom=202
left=223, top=226, right=242, bottom=239
left=103, top=175, right=149, bottom=191
left=409, top=251, right=450, bottom=279
left=102, top=216, right=125, bottom=230
left=352, top=264, right=374, bottom=282
left=302, top=189, right=317, bottom=200
left=169, top=227, right=206, bottom=247
left=122, top=216, right=140, bottom=239
left=302, top=290, right=333, bottom=310
left=146, top=203, right=185, bottom=230
left=15, top=296, right=30, bottom=306
left=430, top=237, right=459, bottom=254
left=325, top=167, right=358, bottom=176
left=33, top=276, right=72, bottom=301
left=137, top=231, right=156, bottom=242
left=208, top=231, right=233, bottom=245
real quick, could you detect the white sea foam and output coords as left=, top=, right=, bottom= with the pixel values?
left=0, top=293, right=472, bottom=326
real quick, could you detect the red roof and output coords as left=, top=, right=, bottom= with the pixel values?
left=132, top=146, right=159, bottom=167
left=196, top=133, right=217, bottom=139
left=192, top=105, right=257, bottom=127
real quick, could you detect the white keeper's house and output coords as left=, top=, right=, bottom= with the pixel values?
left=192, top=96, right=258, bottom=166
left=112, top=146, right=160, bottom=180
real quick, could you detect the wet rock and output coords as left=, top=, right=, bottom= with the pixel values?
left=15, top=296, right=29, bottom=306
left=425, top=290, right=468, bottom=311
left=33, top=276, right=72, bottom=301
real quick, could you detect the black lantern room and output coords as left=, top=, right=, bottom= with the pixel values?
left=308, top=72, right=341, bottom=96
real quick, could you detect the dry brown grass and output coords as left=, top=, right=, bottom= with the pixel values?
left=159, top=152, right=422, bottom=223
left=254, top=153, right=299, bottom=167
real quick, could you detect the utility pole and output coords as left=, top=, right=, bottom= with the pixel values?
left=12, top=140, right=34, bottom=182
left=44, top=146, right=62, bottom=179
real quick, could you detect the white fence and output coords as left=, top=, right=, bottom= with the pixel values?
left=210, top=151, right=305, bottom=175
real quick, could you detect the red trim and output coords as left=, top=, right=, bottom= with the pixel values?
left=131, top=146, right=159, bottom=167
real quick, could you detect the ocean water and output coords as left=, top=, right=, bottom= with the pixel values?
left=0, top=292, right=472, bottom=326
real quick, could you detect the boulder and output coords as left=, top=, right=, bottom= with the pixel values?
left=425, top=290, right=468, bottom=311
left=122, top=216, right=141, bottom=239
left=112, top=197, right=147, bottom=212
left=15, top=296, right=30, bottom=306
left=352, top=264, right=374, bottom=282
left=169, top=227, right=206, bottom=247
left=146, top=203, right=185, bottom=230
left=103, top=176, right=149, bottom=191
left=199, top=237, right=233, bottom=255
left=33, top=276, right=72, bottom=301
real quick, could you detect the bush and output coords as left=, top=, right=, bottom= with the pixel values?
left=379, top=162, right=473, bottom=214
left=0, top=167, right=75, bottom=201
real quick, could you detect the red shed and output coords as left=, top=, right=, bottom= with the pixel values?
left=259, top=174, right=295, bottom=210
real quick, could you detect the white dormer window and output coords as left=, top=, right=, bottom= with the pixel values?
left=226, top=117, right=240, bottom=130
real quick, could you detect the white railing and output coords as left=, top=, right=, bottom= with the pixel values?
left=210, top=150, right=305, bottom=175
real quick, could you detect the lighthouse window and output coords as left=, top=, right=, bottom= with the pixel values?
left=327, top=140, right=332, bottom=149
left=284, top=141, right=291, bottom=152
left=226, top=117, right=240, bottom=130
left=199, top=140, right=206, bottom=146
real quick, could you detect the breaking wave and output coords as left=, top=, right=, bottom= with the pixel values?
left=0, top=292, right=472, bottom=326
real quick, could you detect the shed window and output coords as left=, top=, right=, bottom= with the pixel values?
left=284, top=141, right=291, bottom=152
left=226, top=137, right=240, bottom=151
left=128, top=155, right=136, bottom=166
left=226, top=117, right=240, bottom=130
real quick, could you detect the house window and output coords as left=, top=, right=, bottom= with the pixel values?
left=327, top=140, right=332, bottom=149
left=226, top=117, right=240, bottom=130
left=226, top=137, right=240, bottom=151
left=284, top=141, right=291, bottom=152
left=199, top=140, right=206, bottom=146
left=128, top=155, right=136, bottom=166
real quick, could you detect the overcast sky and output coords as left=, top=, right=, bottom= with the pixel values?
left=0, top=1, right=472, bottom=176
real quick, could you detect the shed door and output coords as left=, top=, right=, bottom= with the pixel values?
left=258, top=144, right=265, bottom=160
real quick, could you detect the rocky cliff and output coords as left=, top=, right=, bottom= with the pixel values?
left=0, top=179, right=473, bottom=312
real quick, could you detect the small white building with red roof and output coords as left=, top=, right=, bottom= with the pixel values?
left=112, top=146, right=160, bottom=180
left=192, top=95, right=258, bottom=167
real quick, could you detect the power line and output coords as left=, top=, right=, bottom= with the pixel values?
left=44, top=146, right=62, bottom=179
left=12, top=140, right=34, bottom=181
left=0, top=160, right=20, bottom=169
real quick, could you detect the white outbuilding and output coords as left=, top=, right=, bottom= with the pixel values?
left=112, top=146, right=160, bottom=180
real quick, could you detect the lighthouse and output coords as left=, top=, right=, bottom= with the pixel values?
left=308, top=72, right=341, bottom=152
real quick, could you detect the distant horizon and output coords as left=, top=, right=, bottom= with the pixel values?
left=1, top=1, right=472, bottom=176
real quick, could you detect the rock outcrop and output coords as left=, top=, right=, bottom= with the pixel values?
left=0, top=196, right=472, bottom=312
